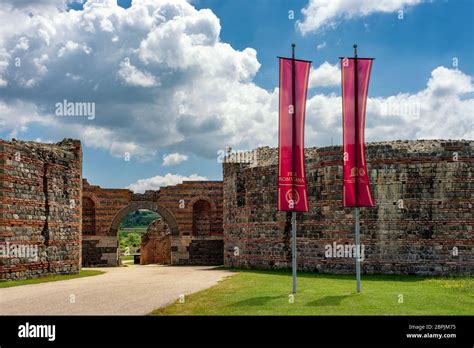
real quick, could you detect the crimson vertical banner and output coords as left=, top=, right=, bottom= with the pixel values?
left=277, top=57, right=311, bottom=212
left=341, top=57, right=375, bottom=207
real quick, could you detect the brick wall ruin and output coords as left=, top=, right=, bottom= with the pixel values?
left=0, top=139, right=82, bottom=280
left=223, top=140, right=473, bottom=276
left=140, top=219, right=171, bottom=265
left=82, top=180, right=224, bottom=267
left=82, top=180, right=131, bottom=266
left=1, top=137, right=472, bottom=280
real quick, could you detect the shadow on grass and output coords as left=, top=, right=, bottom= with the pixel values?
left=229, top=294, right=287, bottom=307
left=222, top=267, right=433, bottom=283
left=306, top=294, right=351, bottom=307
left=195, top=265, right=238, bottom=272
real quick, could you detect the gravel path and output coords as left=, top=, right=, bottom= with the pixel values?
left=0, top=265, right=234, bottom=315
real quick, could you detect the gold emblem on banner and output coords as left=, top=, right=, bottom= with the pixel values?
left=350, top=167, right=366, bottom=177
left=285, top=188, right=300, bottom=205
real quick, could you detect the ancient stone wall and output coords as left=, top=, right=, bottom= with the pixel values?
left=82, top=180, right=224, bottom=266
left=157, top=181, right=223, bottom=265
left=5, top=136, right=468, bottom=279
left=140, top=219, right=171, bottom=265
left=82, top=180, right=131, bottom=266
left=223, top=140, right=473, bottom=276
left=0, top=139, right=82, bottom=280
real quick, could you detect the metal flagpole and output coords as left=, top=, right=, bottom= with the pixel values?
left=355, top=206, right=361, bottom=292
left=353, top=43, right=361, bottom=293
left=291, top=43, right=297, bottom=294
left=292, top=211, right=297, bottom=294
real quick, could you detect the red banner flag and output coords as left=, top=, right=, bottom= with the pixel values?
left=341, top=57, right=375, bottom=208
left=277, top=57, right=311, bottom=212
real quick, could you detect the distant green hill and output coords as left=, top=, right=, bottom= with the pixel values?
left=120, top=210, right=161, bottom=228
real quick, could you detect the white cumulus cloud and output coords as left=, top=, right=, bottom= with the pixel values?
left=127, top=173, right=208, bottom=193
left=316, top=41, right=326, bottom=50
left=57, top=41, right=92, bottom=57
left=0, top=0, right=274, bottom=160
left=309, top=61, right=340, bottom=88
left=0, top=0, right=471, bottom=165
left=305, top=66, right=474, bottom=146
left=118, top=59, right=159, bottom=87
left=162, top=153, right=188, bottom=166
left=298, top=0, right=425, bottom=34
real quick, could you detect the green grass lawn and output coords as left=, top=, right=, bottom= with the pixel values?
left=150, top=269, right=474, bottom=316
left=121, top=256, right=136, bottom=266
left=0, top=270, right=104, bottom=289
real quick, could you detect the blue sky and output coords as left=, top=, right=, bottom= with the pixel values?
left=201, top=0, right=474, bottom=95
left=0, top=0, right=473, bottom=191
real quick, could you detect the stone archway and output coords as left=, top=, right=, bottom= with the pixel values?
left=188, top=195, right=216, bottom=211
left=109, top=201, right=179, bottom=236
left=192, top=200, right=212, bottom=236
left=108, top=201, right=179, bottom=265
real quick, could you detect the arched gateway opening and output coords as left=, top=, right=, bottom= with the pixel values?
left=81, top=180, right=223, bottom=267
left=118, top=209, right=161, bottom=265
left=109, top=201, right=179, bottom=265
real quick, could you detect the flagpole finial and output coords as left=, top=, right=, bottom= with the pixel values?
left=353, top=43, right=358, bottom=58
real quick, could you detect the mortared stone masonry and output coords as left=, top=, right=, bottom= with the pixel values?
left=1, top=138, right=472, bottom=280
left=223, top=140, right=473, bottom=276
left=140, top=219, right=171, bottom=265
left=0, top=139, right=82, bottom=280
left=82, top=179, right=223, bottom=267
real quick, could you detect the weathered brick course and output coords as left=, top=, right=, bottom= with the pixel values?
left=140, top=219, right=171, bottom=265
left=0, top=138, right=82, bottom=280
left=223, top=140, right=473, bottom=276
left=2, top=137, right=471, bottom=279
